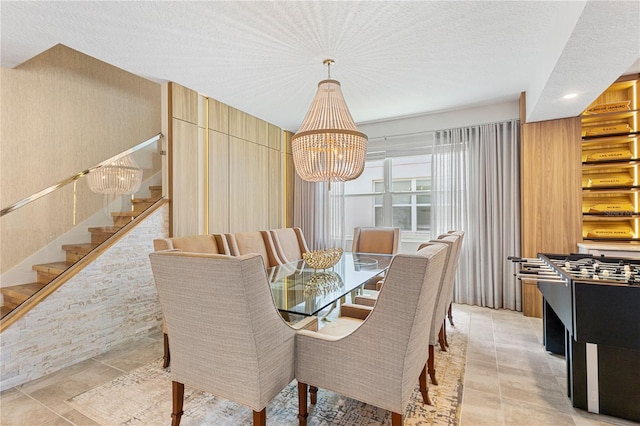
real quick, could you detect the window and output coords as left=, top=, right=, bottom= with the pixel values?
left=374, top=177, right=431, bottom=232
left=344, top=154, right=432, bottom=244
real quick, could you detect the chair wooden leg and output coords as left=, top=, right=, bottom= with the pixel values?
left=391, top=412, right=404, bottom=425
left=163, top=333, right=171, bottom=368
left=444, top=318, right=449, bottom=348
left=171, top=381, right=184, bottom=426
left=428, top=344, right=438, bottom=385
left=438, top=324, right=447, bottom=352
left=253, top=408, right=266, bottom=426
left=297, top=382, right=308, bottom=426
left=418, top=364, right=432, bottom=405
left=448, top=302, right=454, bottom=326
left=309, top=385, right=318, bottom=405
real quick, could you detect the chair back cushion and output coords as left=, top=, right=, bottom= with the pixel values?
left=153, top=234, right=226, bottom=254
left=226, top=231, right=280, bottom=268
left=352, top=227, right=400, bottom=254
left=439, top=232, right=464, bottom=306
left=270, top=227, right=309, bottom=263
left=149, top=251, right=295, bottom=411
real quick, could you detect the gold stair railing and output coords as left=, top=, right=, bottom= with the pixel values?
left=0, top=133, right=165, bottom=329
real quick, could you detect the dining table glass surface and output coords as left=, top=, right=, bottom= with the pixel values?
left=267, top=252, right=393, bottom=316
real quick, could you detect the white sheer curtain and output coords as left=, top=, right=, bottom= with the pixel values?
left=294, top=175, right=345, bottom=250
left=432, top=120, right=521, bottom=310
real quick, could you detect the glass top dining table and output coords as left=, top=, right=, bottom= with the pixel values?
left=267, top=252, right=394, bottom=317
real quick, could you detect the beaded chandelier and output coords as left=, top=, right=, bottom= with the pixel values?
left=87, top=155, right=143, bottom=195
left=291, top=59, right=367, bottom=188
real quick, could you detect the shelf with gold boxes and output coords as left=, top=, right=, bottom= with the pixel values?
left=581, top=75, right=640, bottom=241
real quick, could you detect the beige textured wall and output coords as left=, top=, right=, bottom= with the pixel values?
left=0, top=44, right=161, bottom=272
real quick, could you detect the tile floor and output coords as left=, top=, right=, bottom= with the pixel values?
left=1, top=304, right=636, bottom=426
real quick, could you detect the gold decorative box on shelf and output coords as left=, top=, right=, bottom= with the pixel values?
left=583, top=222, right=635, bottom=239
left=583, top=100, right=631, bottom=115
left=303, top=248, right=343, bottom=270
left=581, top=74, right=639, bottom=241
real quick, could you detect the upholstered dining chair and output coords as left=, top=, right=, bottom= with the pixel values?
left=269, top=227, right=310, bottom=264
left=351, top=226, right=400, bottom=290
left=295, top=243, right=448, bottom=425
left=152, top=234, right=231, bottom=368
left=352, top=239, right=456, bottom=387
left=149, top=251, right=298, bottom=426
left=225, top=231, right=282, bottom=268
left=352, top=226, right=400, bottom=254
left=444, top=230, right=465, bottom=327
left=434, top=234, right=462, bottom=350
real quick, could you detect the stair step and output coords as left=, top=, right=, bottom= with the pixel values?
left=1, top=282, right=47, bottom=308
left=32, top=261, right=74, bottom=284
left=149, top=185, right=162, bottom=199
left=131, top=198, right=157, bottom=212
left=111, top=211, right=139, bottom=227
left=1, top=305, right=13, bottom=318
left=61, top=243, right=98, bottom=262
left=88, top=226, right=121, bottom=244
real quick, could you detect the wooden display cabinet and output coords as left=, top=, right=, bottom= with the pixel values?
left=581, top=75, right=640, bottom=241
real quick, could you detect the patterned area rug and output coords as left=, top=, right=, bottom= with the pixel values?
left=67, top=311, right=468, bottom=425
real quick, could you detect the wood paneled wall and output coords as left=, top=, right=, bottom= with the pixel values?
left=520, top=117, right=582, bottom=317
left=284, top=131, right=295, bottom=227
left=169, top=82, right=286, bottom=236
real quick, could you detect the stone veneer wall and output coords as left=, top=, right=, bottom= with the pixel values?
left=0, top=205, right=169, bottom=391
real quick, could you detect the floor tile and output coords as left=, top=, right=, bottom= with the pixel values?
left=0, top=390, right=68, bottom=426
left=92, top=336, right=163, bottom=372
left=459, top=387, right=504, bottom=425
left=501, top=397, right=575, bottom=425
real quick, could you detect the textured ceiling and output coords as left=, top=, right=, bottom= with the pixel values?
left=1, top=1, right=639, bottom=132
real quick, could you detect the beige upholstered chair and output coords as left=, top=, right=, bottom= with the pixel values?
left=444, top=230, right=465, bottom=327
left=153, top=234, right=230, bottom=254
left=269, top=227, right=310, bottom=264
left=353, top=240, right=456, bottom=387
left=149, top=251, right=298, bottom=426
left=433, top=234, right=462, bottom=351
left=152, top=234, right=231, bottom=368
left=225, top=231, right=282, bottom=268
left=424, top=237, right=460, bottom=386
left=351, top=226, right=400, bottom=254
left=295, top=243, right=448, bottom=425
left=351, top=226, right=400, bottom=290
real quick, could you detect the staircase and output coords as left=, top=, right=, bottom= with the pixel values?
left=0, top=186, right=162, bottom=319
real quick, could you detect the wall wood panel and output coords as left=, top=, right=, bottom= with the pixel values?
left=208, top=130, right=229, bottom=233
left=228, top=107, right=258, bottom=143
left=284, top=131, right=294, bottom=227
left=257, top=119, right=269, bottom=148
left=268, top=123, right=281, bottom=150
left=172, top=119, right=201, bottom=237
left=521, top=117, right=582, bottom=317
left=171, top=82, right=199, bottom=125
left=284, top=130, right=293, bottom=155
left=285, top=152, right=294, bottom=227
left=209, top=98, right=229, bottom=134
left=198, top=94, right=207, bottom=129
left=229, top=137, right=269, bottom=231
left=268, top=148, right=282, bottom=229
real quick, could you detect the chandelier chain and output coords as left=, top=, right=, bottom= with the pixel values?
left=323, top=58, right=334, bottom=79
